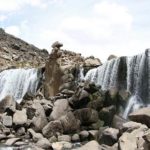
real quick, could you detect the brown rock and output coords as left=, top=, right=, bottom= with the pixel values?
left=129, top=107, right=150, bottom=127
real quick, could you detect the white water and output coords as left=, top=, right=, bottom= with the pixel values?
left=123, top=95, right=144, bottom=119
left=84, top=50, right=150, bottom=118
left=0, top=68, right=40, bottom=103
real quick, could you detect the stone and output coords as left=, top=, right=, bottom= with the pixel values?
left=52, top=141, right=72, bottom=150
left=129, top=107, right=150, bottom=127
left=99, top=105, right=116, bottom=126
left=112, top=115, right=126, bottom=129
left=2, top=115, right=12, bottom=127
left=84, top=57, right=102, bottom=67
left=49, top=136, right=58, bottom=143
left=107, top=55, right=117, bottom=60
left=58, top=135, right=71, bottom=142
left=26, top=107, right=36, bottom=119
left=79, top=130, right=89, bottom=141
left=118, top=132, right=137, bottom=150
left=52, top=41, right=63, bottom=49
left=88, top=130, right=99, bottom=140
left=0, top=134, right=7, bottom=140
left=120, top=121, right=148, bottom=133
left=50, top=99, right=71, bottom=120
left=36, top=138, right=51, bottom=149
left=42, top=120, right=63, bottom=138
left=73, top=140, right=101, bottom=150
left=32, top=102, right=48, bottom=131
left=17, top=127, right=26, bottom=136
left=98, top=127, right=119, bottom=146
left=74, top=108, right=99, bottom=125
left=5, top=138, right=21, bottom=146
left=28, top=128, right=43, bottom=142
left=13, top=109, right=27, bottom=125
left=72, top=134, right=80, bottom=142
left=60, top=112, right=80, bottom=134
left=0, top=95, right=16, bottom=114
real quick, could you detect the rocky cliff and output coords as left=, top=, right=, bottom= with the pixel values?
left=0, top=28, right=48, bottom=70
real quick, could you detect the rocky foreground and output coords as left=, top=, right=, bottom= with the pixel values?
left=0, top=40, right=150, bottom=150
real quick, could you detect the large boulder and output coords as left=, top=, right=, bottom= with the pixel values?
left=42, top=120, right=63, bottom=138
left=129, top=107, right=150, bottom=127
left=32, top=101, right=48, bottom=132
left=74, top=108, right=99, bottom=125
left=13, top=109, right=27, bottom=126
left=98, top=127, right=119, bottom=146
left=49, top=99, right=71, bottom=120
left=60, top=112, right=80, bottom=133
left=118, top=121, right=148, bottom=150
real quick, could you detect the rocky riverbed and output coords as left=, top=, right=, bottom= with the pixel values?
left=0, top=31, right=150, bottom=150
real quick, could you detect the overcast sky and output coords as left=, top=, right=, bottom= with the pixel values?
left=0, top=0, right=149, bottom=62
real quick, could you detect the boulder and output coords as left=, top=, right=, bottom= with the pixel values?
left=74, top=108, right=99, bottom=125
left=69, top=89, right=90, bottom=108
left=16, top=127, right=26, bottom=136
left=73, top=140, right=101, bottom=150
left=50, top=99, right=71, bottom=120
left=5, top=138, right=21, bottom=146
left=13, top=109, right=27, bottom=125
left=32, top=102, right=48, bottom=131
left=84, top=57, right=102, bottom=67
left=99, top=105, right=116, bottom=126
left=112, top=115, right=126, bottom=129
left=129, top=107, right=150, bottom=127
left=71, top=134, right=80, bottom=142
left=42, top=120, right=63, bottom=138
left=79, top=130, right=89, bottom=141
left=52, top=41, right=63, bottom=49
left=98, top=127, right=119, bottom=146
left=2, top=115, right=12, bottom=127
left=60, top=112, right=80, bottom=133
left=58, top=135, right=71, bottom=142
left=36, top=138, right=51, bottom=149
left=0, top=95, right=16, bottom=114
left=52, top=141, right=72, bottom=150
left=28, top=128, right=43, bottom=142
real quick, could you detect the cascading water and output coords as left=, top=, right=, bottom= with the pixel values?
left=84, top=49, right=150, bottom=118
left=0, top=68, right=41, bottom=103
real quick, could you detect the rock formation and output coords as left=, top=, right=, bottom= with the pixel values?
left=0, top=33, right=150, bottom=150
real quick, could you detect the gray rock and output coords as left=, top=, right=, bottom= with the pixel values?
left=98, top=127, right=119, bottom=146
left=2, top=115, right=12, bottom=127
left=17, top=127, right=26, bottom=136
left=60, top=112, right=80, bottom=133
left=58, top=135, right=71, bottom=142
left=50, top=99, right=71, bottom=121
left=13, top=109, right=27, bottom=125
left=51, top=41, right=63, bottom=49
left=72, top=134, right=80, bottom=142
left=28, top=128, right=43, bottom=142
left=79, top=130, right=89, bottom=141
left=74, top=108, right=99, bottom=125
left=52, top=141, right=72, bottom=150
left=49, top=136, right=57, bottom=143
left=32, top=102, right=48, bottom=131
left=36, top=138, right=51, bottom=149
left=88, top=130, right=99, bottom=140
left=42, top=120, right=63, bottom=138
left=129, top=107, right=150, bottom=127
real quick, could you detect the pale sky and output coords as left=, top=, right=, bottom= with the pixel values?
left=0, top=0, right=150, bottom=62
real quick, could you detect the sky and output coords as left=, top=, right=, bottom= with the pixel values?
left=0, top=0, right=150, bottom=62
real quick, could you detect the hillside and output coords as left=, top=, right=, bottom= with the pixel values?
left=0, top=28, right=48, bottom=70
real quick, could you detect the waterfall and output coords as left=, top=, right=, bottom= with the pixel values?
left=84, top=50, right=150, bottom=118
left=0, top=68, right=41, bottom=103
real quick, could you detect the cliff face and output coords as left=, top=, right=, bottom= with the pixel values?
left=0, top=28, right=48, bottom=70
